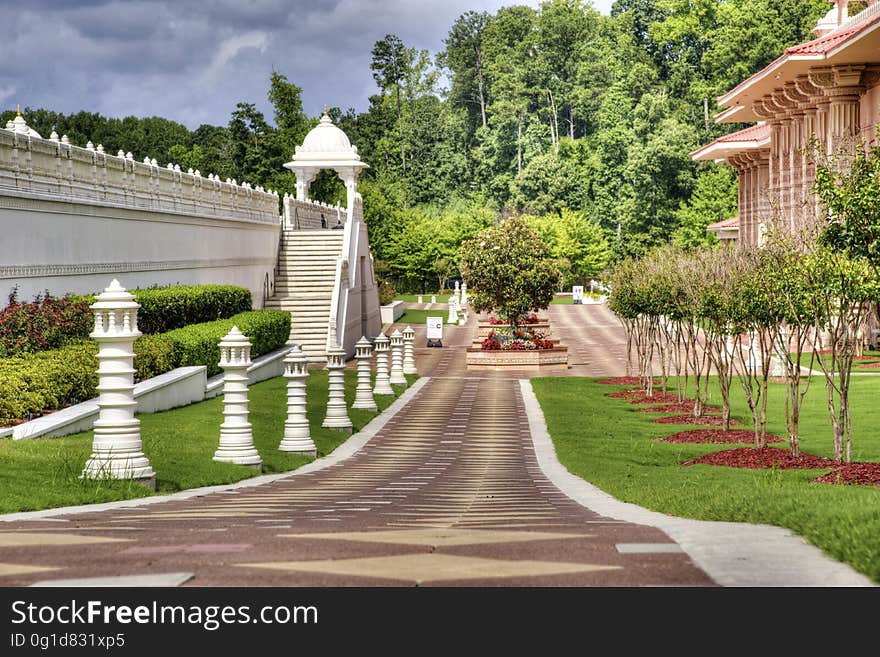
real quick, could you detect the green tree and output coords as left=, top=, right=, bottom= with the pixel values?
left=460, top=215, right=562, bottom=328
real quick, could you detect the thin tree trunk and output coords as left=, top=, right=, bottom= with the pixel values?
left=396, top=85, right=405, bottom=175
left=475, top=46, right=487, bottom=129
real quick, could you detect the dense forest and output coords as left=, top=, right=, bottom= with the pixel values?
left=3, top=0, right=832, bottom=293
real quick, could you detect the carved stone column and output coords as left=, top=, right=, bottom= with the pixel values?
left=389, top=328, right=407, bottom=386
left=402, top=325, right=417, bottom=375
left=82, top=280, right=155, bottom=488
left=322, top=322, right=352, bottom=431
left=279, top=344, right=316, bottom=455
left=352, top=336, right=377, bottom=411
left=213, top=327, right=262, bottom=470
left=372, top=332, right=394, bottom=396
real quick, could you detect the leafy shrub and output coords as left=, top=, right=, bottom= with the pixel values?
left=378, top=280, right=396, bottom=306
left=163, top=310, right=290, bottom=377
left=0, top=288, right=92, bottom=358
left=0, top=341, right=98, bottom=425
left=0, top=310, right=289, bottom=425
left=133, top=285, right=252, bottom=334
left=133, top=334, right=176, bottom=381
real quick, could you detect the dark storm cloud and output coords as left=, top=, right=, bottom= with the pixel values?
left=0, top=0, right=611, bottom=130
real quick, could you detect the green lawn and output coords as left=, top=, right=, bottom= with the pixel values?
left=0, top=370, right=416, bottom=514
left=531, top=375, right=880, bottom=582
left=551, top=295, right=574, bottom=305
left=395, top=309, right=449, bottom=327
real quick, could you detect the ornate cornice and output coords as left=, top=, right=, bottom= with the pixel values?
left=0, top=257, right=276, bottom=280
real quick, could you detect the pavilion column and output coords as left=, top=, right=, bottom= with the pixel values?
left=810, top=65, right=864, bottom=154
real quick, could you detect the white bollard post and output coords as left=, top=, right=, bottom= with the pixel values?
left=82, top=280, right=155, bottom=488
left=213, top=327, right=262, bottom=470
left=461, top=282, right=468, bottom=306
left=322, top=323, right=352, bottom=431
left=373, top=333, right=394, bottom=396
left=447, top=294, right=459, bottom=324
left=417, top=295, right=423, bottom=305
left=456, top=295, right=466, bottom=326
left=352, top=336, right=378, bottom=411
left=431, top=294, right=437, bottom=304
left=402, top=325, right=417, bottom=375
left=279, top=344, right=316, bottom=455
left=389, top=328, right=407, bottom=386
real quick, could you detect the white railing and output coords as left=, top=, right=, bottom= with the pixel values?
left=0, top=128, right=279, bottom=224
left=282, top=195, right=345, bottom=229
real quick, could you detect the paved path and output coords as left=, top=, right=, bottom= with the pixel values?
left=0, top=304, right=869, bottom=586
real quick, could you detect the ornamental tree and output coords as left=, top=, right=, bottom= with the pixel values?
left=460, top=215, right=561, bottom=329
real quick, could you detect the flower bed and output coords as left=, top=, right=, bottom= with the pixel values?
left=0, top=288, right=92, bottom=358
left=477, top=319, right=550, bottom=338
left=479, top=327, right=555, bottom=351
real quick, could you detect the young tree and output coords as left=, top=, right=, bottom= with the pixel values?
left=460, top=215, right=561, bottom=329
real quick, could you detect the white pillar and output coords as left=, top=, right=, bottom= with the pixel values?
left=389, top=328, right=407, bottom=386
left=460, top=282, right=468, bottom=306
left=373, top=333, right=394, bottom=396
left=213, top=327, right=262, bottom=470
left=447, top=294, right=459, bottom=324
left=456, top=295, right=466, bottom=326
left=279, top=344, right=315, bottom=455
left=322, top=323, right=352, bottom=431
left=431, top=294, right=437, bottom=304
left=402, top=325, right=417, bottom=375
left=352, top=335, right=377, bottom=411
left=417, top=295, right=423, bottom=305
left=82, top=280, right=155, bottom=487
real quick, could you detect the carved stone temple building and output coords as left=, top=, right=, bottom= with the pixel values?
left=692, top=0, right=880, bottom=246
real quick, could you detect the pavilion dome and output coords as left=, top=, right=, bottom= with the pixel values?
left=5, top=108, right=42, bottom=139
left=285, top=108, right=367, bottom=173
left=299, top=111, right=353, bottom=155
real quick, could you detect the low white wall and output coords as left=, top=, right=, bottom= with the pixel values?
left=204, top=345, right=290, bottom=399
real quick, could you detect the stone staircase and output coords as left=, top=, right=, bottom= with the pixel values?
left=264, top=229, right=344, bottom=363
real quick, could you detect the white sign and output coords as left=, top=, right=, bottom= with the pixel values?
left=426, top=316, right=444, bottom=340
left=572, top=286, right=584, bottom=303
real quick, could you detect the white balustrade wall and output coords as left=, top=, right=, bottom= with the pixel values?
left=283, top=195, right=345, bottom=229
left=0, top=128, right=281, bottom=306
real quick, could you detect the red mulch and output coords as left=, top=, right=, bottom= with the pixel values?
left=651, top=414, right=742, bottom=427
left=682, top=447, right=837, bottom=469
left=637, top=403, right=720, bottom=414
left=596, top=377, right=659, bottom=386
left=854, top=362, right=880, bottom=370
left=813, top=462, right=880, bottom=487
left=607, top=389, right=685, bottom=405
left=660, top=429, right=782, bottom=444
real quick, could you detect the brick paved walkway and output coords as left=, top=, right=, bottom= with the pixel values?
left=0, top=305, right=713, bottom=586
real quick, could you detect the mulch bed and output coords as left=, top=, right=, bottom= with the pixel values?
left=854, top=363, right=880, bottom=370
left=660, top=429, right=782, bottom=444
left=607, top=389, right=684, bottom=405
left=813, top=462, right=880, bottom=487
left=596, top=376, right=659, bottom=386
left=636, top=403, right=720, bottom=414
left=651, top=414, right=742, bottom=427
left=682, top=446, right=837, bottom=469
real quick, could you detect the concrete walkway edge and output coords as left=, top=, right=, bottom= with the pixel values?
left=519, top=379, right=874, bottom=587
left=0, top=378, right=431, bottom=523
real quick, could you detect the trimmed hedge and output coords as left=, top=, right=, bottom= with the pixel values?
left=161, top=310, right=291, bottom=377
left=0, top=341, right=98, bottom=425
left=0, top=310, right=290, bottom=426
left=134, top=285, right=252, bottom=334
left=0, top=289, right=92, bottom=358
left=72, top=284, right=253, bottom=335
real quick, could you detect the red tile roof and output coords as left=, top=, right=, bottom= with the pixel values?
left=786, top=10, right=880, bottom=55
left=707, top=217, right=740, bottom=231
left=715, top=124, right=771, bottom=144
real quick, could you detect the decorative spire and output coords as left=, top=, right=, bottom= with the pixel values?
left=323, top=104, right=329, bottom=116
left=16, top=104, right=21, bottom=117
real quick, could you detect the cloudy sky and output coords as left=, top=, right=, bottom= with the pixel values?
left=1, top=0, right=613, bottom=129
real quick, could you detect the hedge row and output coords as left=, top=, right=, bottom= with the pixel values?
left=72, top=284, right=253, bottom=335
left=0, top=289, right=92, bottom=358
left=135, top=310, right=291, bottom=379
left=0, top=310, right=290, bottom=426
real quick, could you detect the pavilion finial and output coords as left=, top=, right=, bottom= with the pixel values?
left=323, top=104, right=329, bottom=116
left=16, top=104, right=21, bottom=117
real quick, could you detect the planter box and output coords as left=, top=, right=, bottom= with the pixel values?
left=466, top=346, right=569, bottom=371
left=380, top=300, right=404, bottom=325
left=476, top=321, right=551, bottom=338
